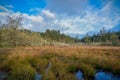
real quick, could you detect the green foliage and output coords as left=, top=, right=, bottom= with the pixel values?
left=40, top=29, right=75, bottom=43
left=0, top=29, right=44, bottom=47
left=8, top=64, right=35, bottom=80
left=0, top=15, right=45, bottom=47
left=28, top=57, right=48, bottom=73
left=79, top=63, right=95, bottom=78
left=0, top=15, right=76, bottom=47
left=81, top=27, right=120, bottom=46
left=67, top=65, right=78, bottom=73
left=111, top=33, right=120, bottom=46
left=84, top=33, right=91, bottom=43
left=42, top=71, right=56, bottom=80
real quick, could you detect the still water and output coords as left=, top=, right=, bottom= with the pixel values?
left=75, top=70, right=120, bottom=80
left=75, top=70, right=84, bottom=80
left=35, top=62, right=51, bottom=80
left=35, top=72, right=42, bottom=80
left=95, top=71, right=120, bottom=80
left=0, top=71, right=7, bottom=80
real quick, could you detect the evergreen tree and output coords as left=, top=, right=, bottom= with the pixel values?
left=84, top=33, right=91, bottom=43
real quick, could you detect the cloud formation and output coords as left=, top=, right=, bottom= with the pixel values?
left=42, top=10, right=55, bottom=19
left=0, top=0, right=120, bottom=35
left=46, top=0, right=89, bottom=16
left=0, top=6, right=9, bottom=12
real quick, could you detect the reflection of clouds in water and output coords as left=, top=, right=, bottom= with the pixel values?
left=0, top=71, right=7, bottom=80
left=35, top=72, right=42, bottom=80
left=34, top=62, right=51, bottom=80
left=75, top=70, right=120, bottom=80
left=95, top=71, right=120, bottom=80
left=45, top=62, right=51, bottom=74
left=75, top=70, right=84, bottom=80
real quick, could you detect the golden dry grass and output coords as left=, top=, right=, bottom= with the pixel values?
left=0, top=46, right=120, bottom=80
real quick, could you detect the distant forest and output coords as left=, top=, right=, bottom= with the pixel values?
left=0, top=15, right=120, bottom=47
left=81, top=27, right=120, bottom=46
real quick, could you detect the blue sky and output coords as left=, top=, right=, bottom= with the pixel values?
left=0, top=0, right=120, bottom=34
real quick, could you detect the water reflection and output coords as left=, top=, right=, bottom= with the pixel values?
left=35, top=72, right=42, bottom=80
left=75, top=70, right=120, bottom=80
left=35, top=62, right=51, bottom=80
left=45, top=62, right=51, bottom=74
left=95, top=71, right=120, bottom=80
left=75, top=70, right=84, bottom=80
left=0, top=71, right=7, bottom=80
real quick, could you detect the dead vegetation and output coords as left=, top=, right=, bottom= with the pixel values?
left=0, top=46, right=120, bottom=80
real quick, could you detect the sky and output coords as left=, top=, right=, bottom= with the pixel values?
left=0, top=0, right=120, bottom=34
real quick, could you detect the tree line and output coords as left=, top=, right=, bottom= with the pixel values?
left=40, top=29, right=75, bottom=43
left=0, top=15, right=75, bottom=47
left=0, top=15, right=120, bottom=47
left=81, top=27, right=120, bottom=46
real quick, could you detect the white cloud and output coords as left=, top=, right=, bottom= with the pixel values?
left=46, top=0, right=89, bottom=15
left=50, top=1, right=120, bottom=34
left=42, top=10, right=55, bottom=19
left=22, top=23, right=33, bottom=29
left=0, top=12, right=8, bottom=24
left=22, top=13, right=45, bottom=31
left=0, top=6, right=9, bottom=12
left=0, top=1, right=120, bottom=35
left=24, top=14, right=43, bottom=23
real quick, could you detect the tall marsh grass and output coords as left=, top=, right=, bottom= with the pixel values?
left=0, top=46, right=120, bottom=80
